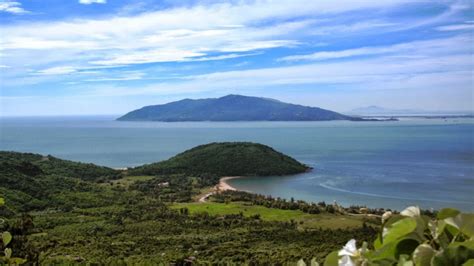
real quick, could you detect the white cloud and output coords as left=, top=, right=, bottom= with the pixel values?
left=279, top=35, right=472, bottom=62
left=280, top=47, right=388, bottom=62
left=309, top=21, right=399, bottom=35
left=37, top=66, right=77, bottom=75
left=90, top=49, right=205, bottom=66
left=73, top=33, right=472, bottom=98
left=0, top=0, right=471, bottom=108
left=84, top=71, right=145, bottom=82
left=0, top=0, right=29, bottom=14
left=83, top=53, right=472, bottom=98
left=0, top=0, right=433, bottom=71
left=79, top=0, right=106, bottom=4
left=0, top=37, right=98, bottom=50
left=189, top=52, right=261, bottom=62
left=3, top=44, right=473, bottom=114
left=436, top=24, right=474, bottom=31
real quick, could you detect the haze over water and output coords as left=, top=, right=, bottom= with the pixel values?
left=1, top=116, right=473, bottom=211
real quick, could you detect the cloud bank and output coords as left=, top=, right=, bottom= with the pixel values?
left=0, top=0, right=472, bottom=115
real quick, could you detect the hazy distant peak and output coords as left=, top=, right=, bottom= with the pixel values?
left=352, top=106, right=387, bottom=112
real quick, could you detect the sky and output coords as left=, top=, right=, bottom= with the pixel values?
left=0, top=0, right=473, bottom=116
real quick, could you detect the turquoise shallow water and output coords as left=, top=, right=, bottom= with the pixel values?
left=1, top=116, right=473, bottom=211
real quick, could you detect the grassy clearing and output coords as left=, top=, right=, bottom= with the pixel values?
left=105, top=175, right=155, bottom=188
left=171, top=202, right=374, bottom=230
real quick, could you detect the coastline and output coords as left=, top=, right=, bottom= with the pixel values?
left=217, top=176, right=240, bottom=192
left=198, top=176, right=241, bottom=202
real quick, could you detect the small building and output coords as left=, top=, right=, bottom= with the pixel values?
left=158, top=182, right=169, bottom=187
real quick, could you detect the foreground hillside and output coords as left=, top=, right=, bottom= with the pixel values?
left=0, top=151, right=119, bottom=182
left=117, top=94, right=362, bottom=121
left=2, top=145, right=469, bottom=265
left=0, top=151, right=120, bottom=213
left=0, top=146, right=379, bottom=264
left=129, top=142, right=309, bottom=176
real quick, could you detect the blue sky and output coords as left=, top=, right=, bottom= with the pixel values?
left=0, top=0, right=473, bottom=116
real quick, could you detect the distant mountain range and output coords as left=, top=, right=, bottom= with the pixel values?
left=348, top=106, right=473, bottom=116
left=118, top=95, right=365, bottom=122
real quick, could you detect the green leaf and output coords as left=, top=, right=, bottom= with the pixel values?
left=383, top=218, right=418, bottom=245
left=297, top=259, right=307, bottom=266
left=435, top=220, right=452, bottom=249
left=413, top=244, right=435, bottom=266
left=416, top=216, right=430, bottom=236
left=397, top=254, right=414, bottom=266
left=460, top=214, right=474, bottom=237
left=445, top=214, right=474, bottom=238
left=438, top=208, right=460, bottom=220
left=372, top=241, right=398, bottom=261
left=0, top=198, right=4, bottom=206
left=9, top=258, right=27, bottom=264
left=323, top=251, right=339, bottom=266
left=463, top=259, right=474, bottom=266
left=445, top=223, right=461, bottom=238
left=4, top=248, right=12, bottom=259
left=310, top=258, right=320, bottom=266
left=436, top=220, right=446, bottom=237
left=374, top=234, right=383, bottom=249
left=432, top=241, right=474, bottom=266
left=2, top=232, right=12, bottom=247
left=450, top=240, right=474, bottom=250
left=384, top=215, right=406, bottom=228
left=395, top=238, right=420, bottom=258
left=445, top=214, right=463, bottom=230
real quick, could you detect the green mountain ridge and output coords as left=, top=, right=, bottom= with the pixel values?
left=117, top=94, right=363, bottom=121
left=128, top=142, right=310, bottom=176
left=0, top=151, right=120, bottom=181
left=0, top=151, right=121, bottom=213
left=0, top=143, right=307, bottom=213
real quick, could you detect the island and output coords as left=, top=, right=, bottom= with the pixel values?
left=128, top=142, right=310, bottom=176
left=117, top=94, right=366, bottom=122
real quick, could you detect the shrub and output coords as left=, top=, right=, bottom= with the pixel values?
left=305, top=206, right=474, bottom=266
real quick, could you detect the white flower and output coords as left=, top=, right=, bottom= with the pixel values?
left=338, top=255, right=355, bottom=266
left=382, top=211, right=392, bottom=223
left=401, top=206, right=420, bottom=217
left=338, top=239, right=358, bottom=266
left=339, top=239, right=357, bottom=256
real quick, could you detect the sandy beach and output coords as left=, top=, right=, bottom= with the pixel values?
left=198, top=176, right=240, bottom=202
left=217, top=176, right=240, bottom=191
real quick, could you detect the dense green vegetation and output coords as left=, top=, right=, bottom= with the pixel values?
left=130, top=174, right=219, bottom=202
left=171, top=202, right=378, bottom=230
left=212, top=190, right=387, bottom=215
left=3, top=147, right=467, bottom=264
left=129, top=142, right=309, bottom=176
left=0, top=151, right=121, bottom=214
left=0, top=151, right=120, bottom=182
left=0, top=148, right=377, bottom=264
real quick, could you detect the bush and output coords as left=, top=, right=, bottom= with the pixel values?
left=310, top=206, right=474, bottom=266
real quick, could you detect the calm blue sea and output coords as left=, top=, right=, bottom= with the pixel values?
left=1, top=116, right=473, bottom=211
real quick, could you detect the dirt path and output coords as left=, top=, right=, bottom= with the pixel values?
left=198, top=176, right=239, bottom=202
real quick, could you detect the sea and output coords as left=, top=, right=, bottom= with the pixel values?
left=1, top=116, right=473, bottom=212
